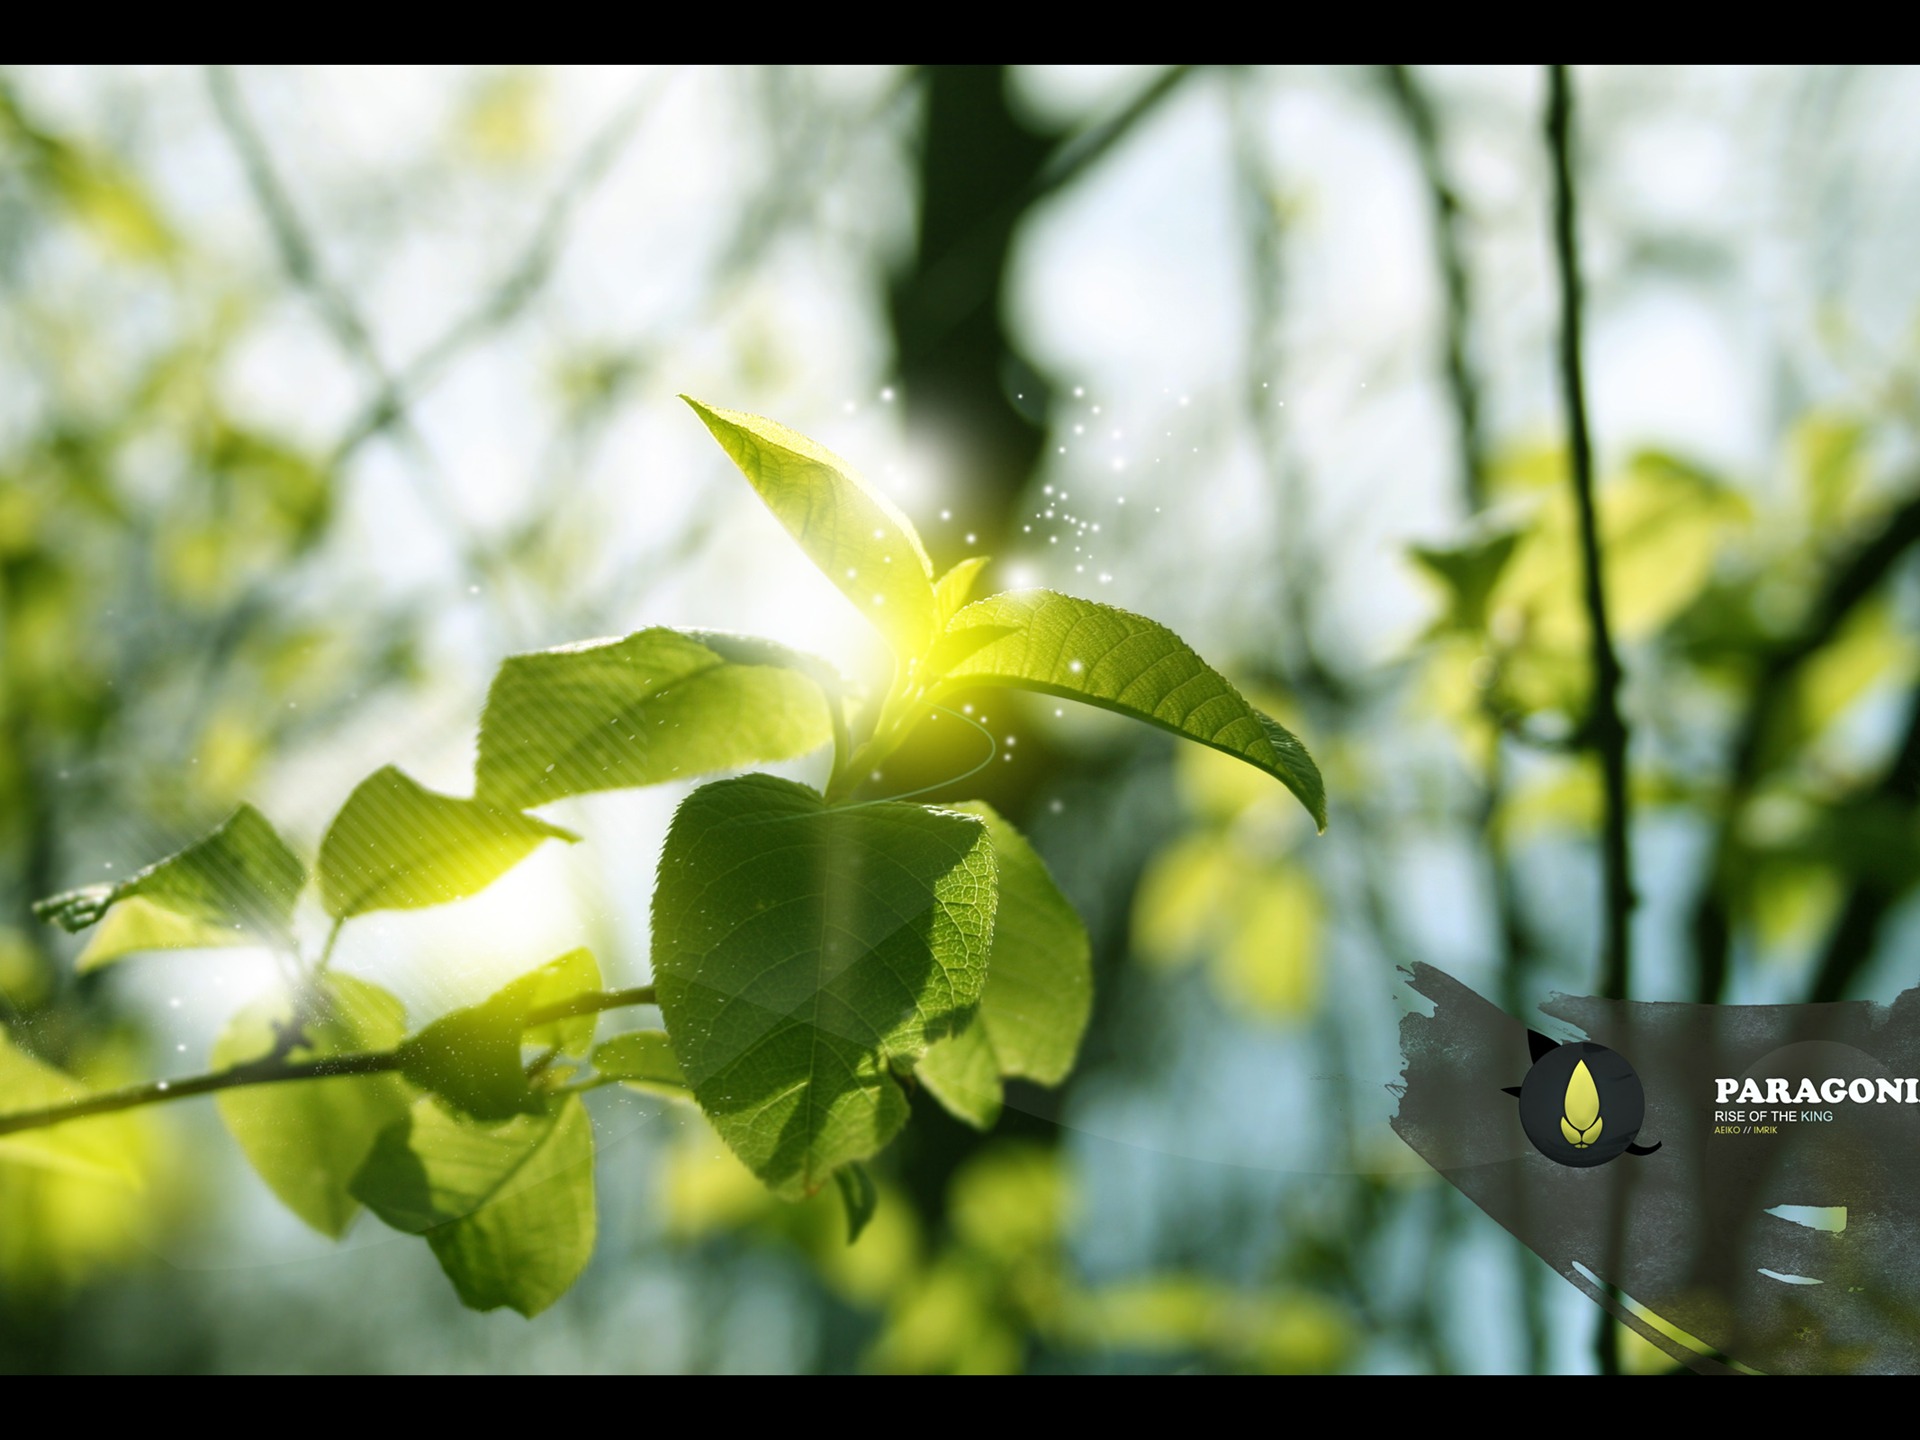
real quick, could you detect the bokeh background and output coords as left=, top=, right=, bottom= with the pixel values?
left=5, top=63, right=1920, bottom=1373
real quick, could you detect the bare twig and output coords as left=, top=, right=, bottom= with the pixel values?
left=1547, top=65, right=1634, bottom=1006
left=1382, top=66, right=1487, bottom=515
left=1547, top=63, right=1635, bottom=1380
left=1804, top=678, right=1920, bottom=1001
left=1692, top=486, right=1920, bottom=1001
left=0, top=984, right=658, bottom=1138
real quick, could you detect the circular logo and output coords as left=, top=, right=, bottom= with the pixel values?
left=1516, top=1040, right=1649, bottom=1168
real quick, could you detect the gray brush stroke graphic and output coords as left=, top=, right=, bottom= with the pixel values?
left=1392, top=962, right=1920, bottom=1375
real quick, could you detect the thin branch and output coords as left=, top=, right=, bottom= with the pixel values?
left=1691, top=486, right=1920, bottom=1000
left=1382, top=65, right=1488, bottom=515
left=901, top=65, right=1202, bottom=355
left=1548, top=65, right=1636, bottom=1381
left=1804, top=678, right=1920, bottom=1001
left=1547, top=65, right=1634, bottom=1006
left=330, top=69, right=669, bottom=467
left=1032, top=64, right=1197, bottom=204
left=0, top=985, right=657, bottom=1138
left=205, top=66, right=503, bottom=611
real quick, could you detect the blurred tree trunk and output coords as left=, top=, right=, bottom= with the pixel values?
left=887, top=66, right=1053, bottom=567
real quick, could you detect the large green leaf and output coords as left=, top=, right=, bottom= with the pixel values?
left=318, top=766, right=577, bottom=919
left=475, top=627, right=839, bottom=811
left=915, top=1017, right=1002, bottom=1129
left=33, top=804, right=305, bottom=965
left=917, top=802, right=1091, bottom=1129
left=423, top=1097, right=595, bottom=1317
left=683, top=397, right=939, bottom=660
left=211, top=974, right=412, bottom=1237
left=933, top=591, right=1326, bottom=830
left=351, top=1095, right=595, bottom=1317
left=651, top=773, right=996, bottom=1198
left=397, top=948, right=602, bottom=1121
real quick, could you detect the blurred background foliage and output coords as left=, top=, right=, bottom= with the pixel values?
left=4, top=64, right=1920, bottom=1372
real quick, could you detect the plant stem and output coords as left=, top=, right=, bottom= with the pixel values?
left=0, top=985, right=656, bottom=1138
left=314, top=916, right=345, bottom=974
left=1383, top=65, right=1488, bottom=514
left=1547, top=65, right=1634, bottom=1007
left=1804, top=676, right=1920, bottom=1002
left=1547, top=62, right=1636, bottom=1382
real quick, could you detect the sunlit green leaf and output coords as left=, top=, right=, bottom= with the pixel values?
left=0, top=1032, right=137, bottom=1187
left=916, top=1018, right=1002, bottom=1129
left=351, top=1095, right=595, bottom=1317
left=397, top=948, right=601, bottom=1120
left=33, top=804, right=304, bottom=966
left=949, top=802, right=1090, bottom=1084
left=919, top=802, right=1090, bottom=1128
left=318, top=766, right=576, bottom=919
left=683, top=397, right=939, bottom=660
left=933, top=590, right=1325, bottom=830
left=0, top=1032, right=154, bottom=1287
left=935, top=556, right=992, bottom=624
left=423, top=1097, right=595, bottom=1317
left=516, top=945, right=603, bottom=1057
left=652, top=773, right=995, bottom=1198
left=475, top=627, right=839, bottom=811
left=211, top=974, right=412, bottom=1237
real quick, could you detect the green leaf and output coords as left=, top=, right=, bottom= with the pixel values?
left=74, top=900, right=257, bottom=975
left=33, top=804, right=304, bottom=964
left=949, top=802, right=1092, bottom=1085
left=591, top=1032, right=687, bottom=1097
left=318, top=766, right=577, bottom=919
left=211, top=974, right=412, bottom=1238
left=1410, top=528, right=1522, bottom=634
left=916, top=1018, right=1002, bottom=1129
left=682, top=397, right=939, bottom=660
left=935, top=556, right=992, bottom=624
left=397, top=948, right=602, bottom=1121
left=517, top=945, right=604, bottom=1057
left=474, top=627, right=840, bottom=811
left=652, top=773, right=996, bottom=1198
left=353, top=1101, right=551, bottom=1233
left=424, top=1098, right=595, bottom=1317
left=933, top=591, right=1326, bottom=830
left=918, top=802, right=1091, bottom=1128
left=351, top=1095, right=595, bottom=1317
left=833, top=1161, right=879, bottom=1244
left=0, top=1031, right=138, bottom=1187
